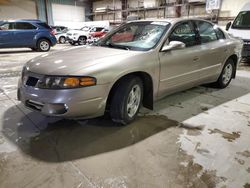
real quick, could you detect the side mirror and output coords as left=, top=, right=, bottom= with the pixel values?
left=161, top=41, right=186, bottom=52
left=226, top=22, right=232, bottom=31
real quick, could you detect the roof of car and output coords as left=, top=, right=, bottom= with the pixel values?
left=3, top=19, right=43, bottom=23
left=128, top=18, right=213, bottom=25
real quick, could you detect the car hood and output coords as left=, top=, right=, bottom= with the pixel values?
left=26, top=46, right=140, bottom=75
left=228, top=28, right=250, bottom=40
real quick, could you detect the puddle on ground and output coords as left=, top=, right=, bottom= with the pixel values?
left=237, top=150, right=250, bottom=158
left=233, top=111, right=250, bottom=119
left=177, top=153, right=227, bottom=188
left=1, top=112, right=225, bottom=187
left=235, top=157, right=245, bottom=165
left=247, top=168, right=250, bottom=173
left=208, top=128, right=241, bottom=142
left=244, top=183, right=250, bottom=188
left=3, top=115, right=180, bottom=162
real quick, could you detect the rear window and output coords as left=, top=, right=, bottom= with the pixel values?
left=36, top=22, right=51, bottom=29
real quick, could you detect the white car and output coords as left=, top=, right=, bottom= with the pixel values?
left=55, top=32, right=67, bottom=44
left=226, top=3, right=250, bottom=61
left=66, top=26, right=105, bottom=45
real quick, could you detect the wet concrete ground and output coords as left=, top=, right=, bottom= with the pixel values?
left=0, top=45, right=250, bottom=188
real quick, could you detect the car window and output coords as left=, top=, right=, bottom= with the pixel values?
left=0, top=23, right=15, bottom=30
left=215, top=27, right=225, bottom=39
left=36, top=22, right=51, bottom=29
left=15, top=22, right=36, bottom=30
left=96, top=27, right=104, bottom=32
left=169, top=22, right=197, bottom=47
left=195, top=21, right=218, bottom=43
left=99, top=21, right=170, bottom=51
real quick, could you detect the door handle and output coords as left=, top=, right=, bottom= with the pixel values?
left=193, top=57, right=200, bottom=62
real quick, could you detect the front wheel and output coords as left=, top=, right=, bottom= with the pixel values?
left=110, top=76, right=143, bottom=125
left=37, top=39, right=51, bottom=52
left=78, top=36, right=87, bottom=45
left=212, top=59, right=235, bottom=88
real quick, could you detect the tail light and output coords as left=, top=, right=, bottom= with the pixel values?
left=50, top=29, right=57, bottom=35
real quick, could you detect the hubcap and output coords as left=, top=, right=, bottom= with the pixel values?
left=60, top=37, right=65, bottom=43
left=40, top=41, right=49, bottom=51
left=127, top=85, right=141, bottom=118
left=222, top=64, right=233, bottom=85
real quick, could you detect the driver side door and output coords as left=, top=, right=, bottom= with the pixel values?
left=158, top=21, right=202, bottom=98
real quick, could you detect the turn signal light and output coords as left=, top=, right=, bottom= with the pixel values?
left=63, top=78, right=80, bottom=87
left=80, top=77, right=96, bottom=86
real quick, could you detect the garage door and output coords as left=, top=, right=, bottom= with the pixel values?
left=52, top=3, right=85, bottom=28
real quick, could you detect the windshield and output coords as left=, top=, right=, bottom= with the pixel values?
left=81, top=26, right=90, bottom=31
left=98, top=21, right=170, bottom=51
left=232, top=11, right=250, bottom=29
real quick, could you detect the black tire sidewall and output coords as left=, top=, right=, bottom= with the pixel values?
left=218, top=59, right=235, bottom=88
left=78, top=36, right=86, bottom=45
left=110, top=77, right=143, bottom=125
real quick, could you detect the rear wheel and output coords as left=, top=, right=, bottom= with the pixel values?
left=37, top=39, right=51, bottom=52
left=212, top=59, right=235, bottom=88
left=59, top=36, right=66, bottom=44
left=110, top=76, right=143, bottom=125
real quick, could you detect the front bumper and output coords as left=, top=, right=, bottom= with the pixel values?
left=18, top=78, right=110, bottom=119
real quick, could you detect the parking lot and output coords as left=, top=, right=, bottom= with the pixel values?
left=0, top=45, right=249, bottom=187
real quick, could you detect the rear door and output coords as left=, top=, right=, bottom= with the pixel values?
left=158, top=21, right=202, bottom=97
left=0, top=22, right=15, bottom=47
left=13, top=22, right=37, bottom=47
left=193, top=20, right=228, bottom=81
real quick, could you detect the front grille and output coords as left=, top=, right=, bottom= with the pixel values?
left=26, top=100, right=44, bottom=111
left=243, top=44, right=250, bottom=51
left=26, top=76, right=39, bottom=87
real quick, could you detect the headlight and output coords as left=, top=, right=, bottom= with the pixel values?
left=21, top=65, right=29, bottom=81
left=38, top=76, right=96, bottom=89
left=73, top=33, right=78, bottom=36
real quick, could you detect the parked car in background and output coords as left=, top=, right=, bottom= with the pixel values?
left=226, top=3, right=250, bottom=61
left=51, top=25, right=67, bottom=34
left=66, top=26, right=105, bottom=45
left=55, top=27, right=69, bottom=44
left=18, top=19, right=243, bottom=125
left=88, top=28, right=109, bottom=44
left=0, top=19, right=57, bottom=52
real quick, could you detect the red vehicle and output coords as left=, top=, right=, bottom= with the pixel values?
left=90, top=28, right=109, bottom=38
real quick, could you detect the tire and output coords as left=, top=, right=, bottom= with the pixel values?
left=110, top=76, right=143, bottom=125
left=37, top=39, right=51, bottom=52
left=78, top=36, right=87, bottom=45
left=59, top=36, right=66, bottom=44
left=212, top=59, right=235, bottom=88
